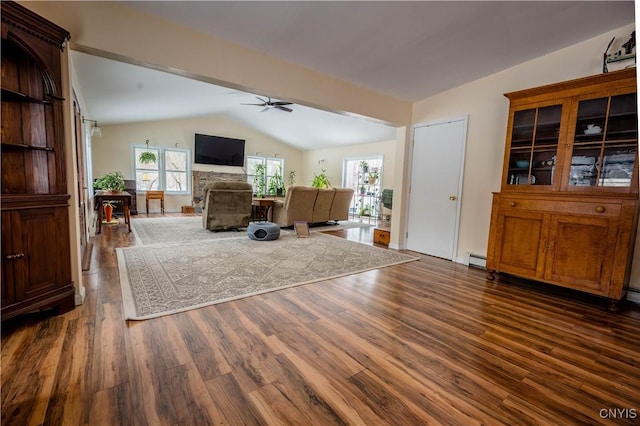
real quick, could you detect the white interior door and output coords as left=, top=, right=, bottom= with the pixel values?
left=407, top=118, right=467, bottom=259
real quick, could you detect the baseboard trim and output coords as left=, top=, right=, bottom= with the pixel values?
left=627, top=290, right=640, bottom=305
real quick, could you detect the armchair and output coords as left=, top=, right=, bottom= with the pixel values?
left=202, top=181, right=253, bottom=231
left=272, top=186, right=318, bottom=227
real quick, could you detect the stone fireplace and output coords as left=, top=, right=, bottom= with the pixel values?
left=192, top=170, right=247, bottom=211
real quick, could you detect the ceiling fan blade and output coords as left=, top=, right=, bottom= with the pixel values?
left=255, top=96, right=268, bottom=103
left=272, top=101, right=293, bottom=106
left=275, top=105, right=293, bottom=112
left=241, top=103, right=267, bottom=106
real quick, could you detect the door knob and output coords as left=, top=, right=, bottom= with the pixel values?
left=449, top=195, right=457, bottom=201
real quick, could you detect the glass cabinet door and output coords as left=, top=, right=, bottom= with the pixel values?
left=570, top=92, right=637, bottom=188
left=507, top=104, right=562, bottom=187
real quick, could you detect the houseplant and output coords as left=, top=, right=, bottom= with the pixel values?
left=358, top=204, right=371, bottom=217
left=368, top=170, right=379, bottom=184
left=93, top=171, right=125, bottom=192
left=138, top=139, right=157, bottom=165
left=253, top=163, right=266, bottom=197
left=102, top=200, right=116, bottom=223
left=288, top=170, right=296, bottom=186
left=268, top=164, right=285, bottom=196
left=311, top=169, right=331, bottom=188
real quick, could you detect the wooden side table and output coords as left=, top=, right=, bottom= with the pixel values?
left=146, top=190, right=165, bottom=214
left=95, top=190, right=132, bottom=234
left=251, top=198, right=275, bottom=222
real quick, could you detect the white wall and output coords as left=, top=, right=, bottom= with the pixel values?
left=301, top=140, right=397, bottom=190
left=92, top=115, right=303, bottom=213
left=411, top=23, right=638, bottom=286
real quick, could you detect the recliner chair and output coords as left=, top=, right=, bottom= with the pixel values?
left=202, top=181, right=253, bottom=231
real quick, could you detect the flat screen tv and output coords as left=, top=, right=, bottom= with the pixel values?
left=194, top=133, right=245, bottom=166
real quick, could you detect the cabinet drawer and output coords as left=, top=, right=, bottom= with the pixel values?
left=498, top=197, right=621, bottom=217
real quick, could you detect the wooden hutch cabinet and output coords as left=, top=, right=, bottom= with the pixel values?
left=486, top=69, right=639, bottom=310
left=1, top=2, right=75, bottom=320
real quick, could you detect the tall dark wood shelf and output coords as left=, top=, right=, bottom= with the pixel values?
left=1, top=2, right=75, bottom=321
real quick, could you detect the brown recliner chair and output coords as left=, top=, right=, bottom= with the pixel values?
left=202, top=181, right=253, bottom=231
left=311, top=188, right=336, bottom=223
left=329, top=188, right=355, bottom=222
left=273, top=186, right=318, bottom=227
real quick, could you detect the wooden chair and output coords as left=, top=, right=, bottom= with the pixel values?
left=145, top=190, right=165, bottom=214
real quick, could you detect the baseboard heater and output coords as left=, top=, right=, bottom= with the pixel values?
left=627, top=289, right=640, bottom=305
left=468, top=253, right=487, bottom=269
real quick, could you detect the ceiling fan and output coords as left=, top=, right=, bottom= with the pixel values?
left=242, top=96, right=293, bottom=112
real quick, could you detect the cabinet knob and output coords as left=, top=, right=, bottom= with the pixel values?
left=5, top=253, right=25, bottom=260
left=595, top=206, right=605, bottom=213
left=508, top=201, right=516, bottom=207
left=449, top=195, right=457, bottom=201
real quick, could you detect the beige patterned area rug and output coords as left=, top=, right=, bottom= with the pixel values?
left=116, top=232, right=417, bottom=320
left=131, top=216, right=373, bottom=245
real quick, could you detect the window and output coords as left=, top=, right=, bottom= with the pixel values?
left=343, top=157, right=383, bottom=220
left=164, top=149, right=188, bottom=192
left=247, top=155, right=285, bottom=196
left=133, top=145, right=190, bottom=194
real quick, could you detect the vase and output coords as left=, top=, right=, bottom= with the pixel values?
left=103, top=203, right=113, bottom=223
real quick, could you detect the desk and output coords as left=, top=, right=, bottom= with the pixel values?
left=95, top=190, right=132, bottom=234
left=146, top=190, right=165, bottom=214
left=251, top=198, right=275, bottom=222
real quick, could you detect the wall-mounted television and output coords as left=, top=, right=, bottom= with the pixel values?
left=194, top=133, right=245, bottom=166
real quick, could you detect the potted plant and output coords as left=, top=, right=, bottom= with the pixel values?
left=254, top=163, right=266, bottom=197
left=138, top=140, right=157, bottom=165
left=359, top=160, right=369, bottom=173
left=359, top=204, right=371, bottom=217
left=311, top=169, right=331, bottom=188
left=368, top=170, right=379, bottom=184
left=268, top=164, right=285, bottom=196
left=102, top=200, right=116, bottom=223
left=359, top=185, right=366, bottom=195
left=93, top=171, right=125, bottom=193
left=288, top=170, right=296, bottom=186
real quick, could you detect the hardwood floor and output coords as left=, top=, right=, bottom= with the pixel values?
left=3, top=214, right=640, bottom=425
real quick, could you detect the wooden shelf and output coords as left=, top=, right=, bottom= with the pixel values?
left=1, top=142, right=54, bottom=151
left=1, top=87, right=50, bottom=104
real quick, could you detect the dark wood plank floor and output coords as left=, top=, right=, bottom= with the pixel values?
left=3, top=214, right=640, bottom=425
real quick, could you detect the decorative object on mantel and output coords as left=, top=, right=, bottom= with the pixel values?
left=138, top=139, right=157, bottom=164
left=603, top=31, right=636, bottom=73
left=93, top=171, right=125, bottom=192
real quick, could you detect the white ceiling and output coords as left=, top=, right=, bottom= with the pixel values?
left=73, top=1, right=635, bottom=150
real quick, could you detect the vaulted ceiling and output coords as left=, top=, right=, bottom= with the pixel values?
left=72, top=1, right=635, bottom=149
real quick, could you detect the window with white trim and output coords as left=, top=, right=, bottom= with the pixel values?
left=133, top=145, right=190, bottom=194
left=246, top=155, right=285, bottom=195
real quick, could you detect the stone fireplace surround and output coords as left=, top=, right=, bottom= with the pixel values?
left=192, top=170, right=247, bottom=211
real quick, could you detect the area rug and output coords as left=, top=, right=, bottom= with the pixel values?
left=131, top=216, right=373, bottom=245
left=116, top=232, right=418, bottom=320
left=131, top=216, right=245, bottom=245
